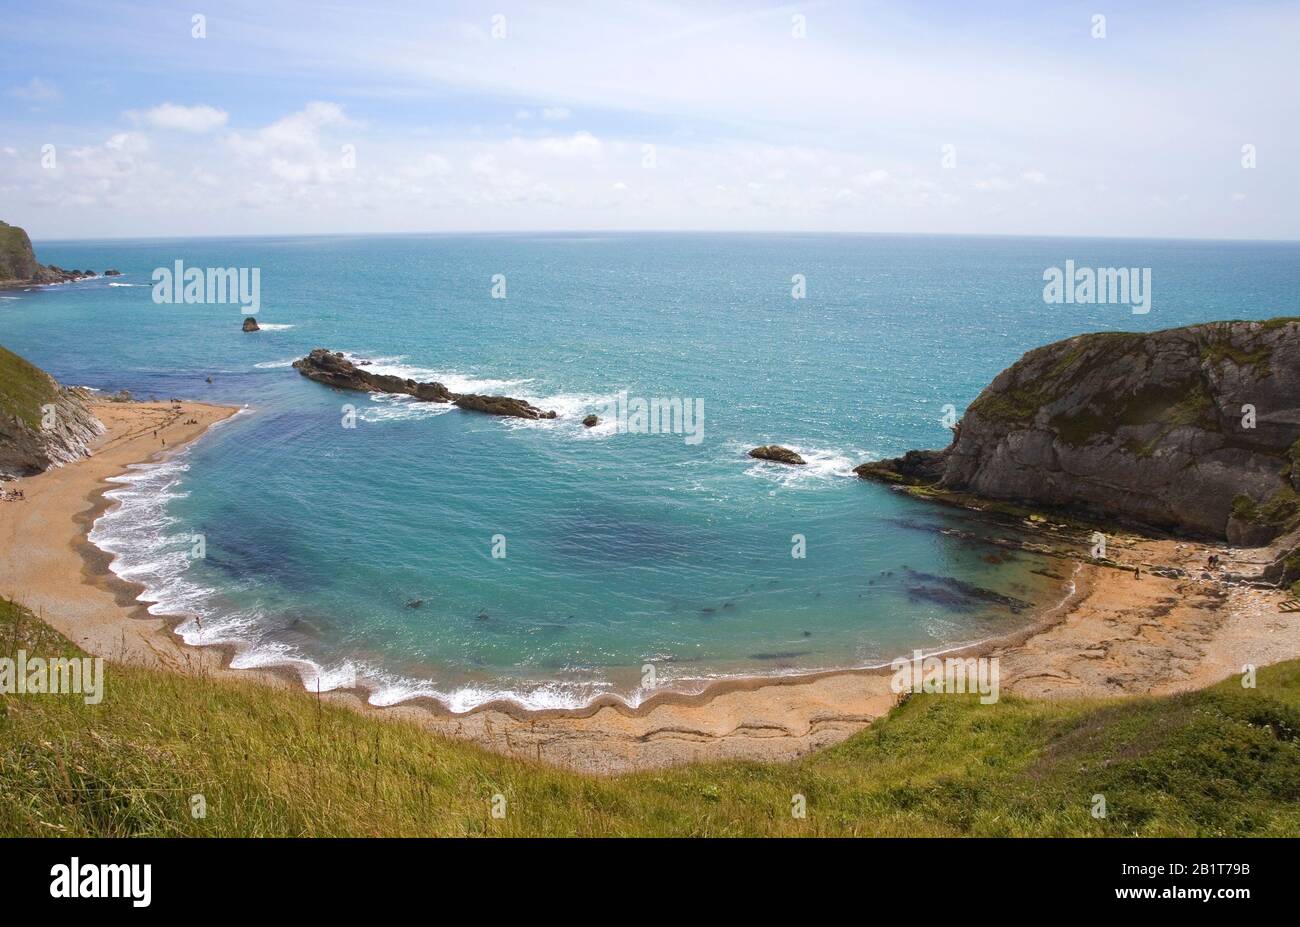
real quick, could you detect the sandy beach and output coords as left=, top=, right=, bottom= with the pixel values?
left=1, top=401, right=1296, bottom=775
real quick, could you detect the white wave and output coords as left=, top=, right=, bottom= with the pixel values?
left=254, top=323, right=294, bottom=331
left=82, top=420, right=695, bottom=713
left=254, top=357, right=297, bottom=369
left=87, top=449, right=1012, bottom=713
left=88, top=456, right=203, bottom=631
left=341, top=351, right=533, bottom=395
left=737, top=441, right=864, bottom=488
left=357, top=392, right=455, bottom=422
left=497, top=390, right=621, bottom=435
left=333, top=350, right=613, bottom=430
left=108, top=282, right=146, bottom=287
left=364, top=675, right=619, bottom=712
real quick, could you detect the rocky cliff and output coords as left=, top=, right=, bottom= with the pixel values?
left=857, top=319, right=1300, bottom=556
left=0, top=221, right=98, bottom=287
left=0, top=346, right=105, bottom=478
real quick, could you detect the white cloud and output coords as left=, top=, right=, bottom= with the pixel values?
left=5, top=0, right=1297, bottom=239
left=129, top=103, right=229, bottom=132
left=7, top=77, right=60, bottom=104
left=404, top=153, right=453, bottom=179
left=853, top=169, right=891, bottom=188
left=517, top=132, right=604, bottom=160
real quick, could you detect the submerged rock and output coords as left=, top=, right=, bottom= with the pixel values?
left=748, top=445, right=806, bottom=466
left=582, top=414, right=599, bottom=428
left=104, top=269, right=122, bottom=276
left=293, top=348, right=556, bottom=419
left=901, top=567, right=1030, bottom=614
left=242, top=316, right=261, bottom=332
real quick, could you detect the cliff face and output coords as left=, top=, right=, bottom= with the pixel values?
left=0, top=221, right=97, bottom=287
left=0, top=346, right=105, bottom=479
left=0, top=222, right=42, bottom=281
left=859, top=319, right=1300, bottom=548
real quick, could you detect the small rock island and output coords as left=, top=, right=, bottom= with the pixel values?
left=292, top=349, right=557, bottom=420
left=749, top=445, right=806, bottom=465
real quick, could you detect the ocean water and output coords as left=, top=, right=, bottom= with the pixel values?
left=3, top=233, right=1297, bottom=709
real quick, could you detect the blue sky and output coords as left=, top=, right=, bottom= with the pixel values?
left=2, top=0, right=1297, bottom=239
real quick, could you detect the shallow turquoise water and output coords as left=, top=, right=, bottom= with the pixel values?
left=3, top=233, right=1297, bottom=708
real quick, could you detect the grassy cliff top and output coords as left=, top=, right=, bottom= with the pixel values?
left=0, top=221, right=38, bottom=282
left=967, top=316, right=1300, bottom=442
left=0, top=345, right=59, bottom=431
left=2, top=597, right=1297, bottom=837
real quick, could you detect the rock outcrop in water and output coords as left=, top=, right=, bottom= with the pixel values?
left=0, top=221, right=98, bottom=288
left=452, top=393, right=556, bottom=419
left=749, top=445, right=806, bottom=466
left=293, top=349, right=455, bottom=401
left=0, top=345, right=105, bottom=479
left=242, top=316, right=261, bottom=332
left=292, top=349, right=556, bottom=420
left=856, top=319, right=1300, bottom=573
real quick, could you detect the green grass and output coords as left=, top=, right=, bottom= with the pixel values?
left=0, top=221, right=39, bottom=282
left=967, top=319, right=1299, bottom=449
left=2, top=597, right=1298, bottom=837
left=1201, top=323, right=1276, bottom=376
left=0, top=344, right=60, bottom=432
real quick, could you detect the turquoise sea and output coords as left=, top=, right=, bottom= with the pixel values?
left=3, top=233, right=1297, bottom=709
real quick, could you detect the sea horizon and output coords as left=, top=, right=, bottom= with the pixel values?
left=29, top=229, right=1300, bottom=246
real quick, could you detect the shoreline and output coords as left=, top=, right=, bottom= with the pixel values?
left=2, top=400, right=1296, bottom=774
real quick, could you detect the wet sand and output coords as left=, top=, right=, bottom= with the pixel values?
left=1, top=401, right=1296, bottom=774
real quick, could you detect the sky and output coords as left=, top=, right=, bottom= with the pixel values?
left=1, top=0, right=1297, bottom=240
